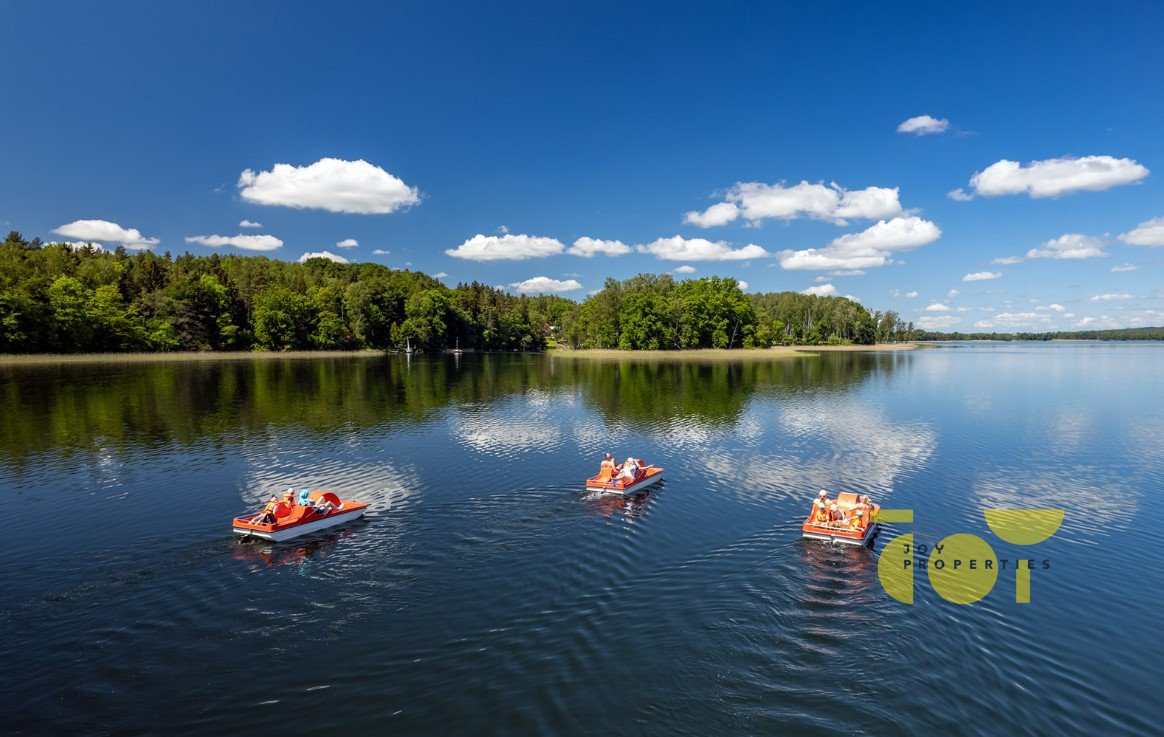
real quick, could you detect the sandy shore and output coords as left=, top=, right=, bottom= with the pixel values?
left=548, top=343, right=923, bottom=361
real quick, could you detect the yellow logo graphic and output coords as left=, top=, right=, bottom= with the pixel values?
left=877, top=509, right=1063, bottom=605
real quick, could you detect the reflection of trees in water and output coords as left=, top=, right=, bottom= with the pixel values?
left=571, top=352, right=903, bottom=428
left=0, top=352, right=909, bottom=468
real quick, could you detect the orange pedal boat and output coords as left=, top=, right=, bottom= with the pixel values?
left=233, top=491, right=368, bottom=542
left=586, top=460, right=664, bottom=495
left=801, top=492, right=879, bottom=545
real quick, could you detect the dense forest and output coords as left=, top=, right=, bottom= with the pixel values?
left=0, top=229, right=1043, bottom=354
left=916, top=327, right=1164, bottom=341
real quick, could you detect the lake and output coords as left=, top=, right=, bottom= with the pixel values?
left=1, top=344, right=1161, bottom=736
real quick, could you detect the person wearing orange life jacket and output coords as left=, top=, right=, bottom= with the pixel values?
left=252, top=496, right=280, bottom=524
left=850, top=510, right=866, bottom=531
left=812, top=499, right=830, bottom=525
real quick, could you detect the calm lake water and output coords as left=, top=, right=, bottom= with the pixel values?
left=1, top=344, right=1161, bottom=736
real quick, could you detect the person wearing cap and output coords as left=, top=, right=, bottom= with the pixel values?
left=617, top=457, right=640, bottom=482
left=850, top=510, right=866, bottom=531
left=812, top=498, right=830, bottom=525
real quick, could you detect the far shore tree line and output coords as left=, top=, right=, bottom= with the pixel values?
left=0, top=231, right=1157, bottom=354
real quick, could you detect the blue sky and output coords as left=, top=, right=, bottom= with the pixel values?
left=3, top=1, right=1162, bottom=331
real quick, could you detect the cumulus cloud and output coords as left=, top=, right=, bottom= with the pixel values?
left=779, top=216, right=941, bottom=270
left=567, top=237, right=631, bottom=257
left=335, top=238, right=358, bottom=248
left=239, top=219, right=262, bottom=228
left=298, top=250, right=349, bottom=264
left=960, top=155, right=1148, bottom=199
left=238, top=158, right=420, bottom=214
left=891, top=289, right=918, bottom=298
left=829, top=269, right=865, bottom=277
left=737, top=280, right=749, bottom=291
left=1110, top=263, right=1138, bottom=272
left=434, top=272, right=448, bottom=278
left=946, top=289, right=960, bottom=299
left=510, top=276, right=583, bottom=294
left=991, top=256, right=1025, bottom=265
left=684, top=181, right=902, bottom=227
left=1089, top=293, right=1133, bottom=302
left=963, top=271, right=1001, bottom=282
left=917, top=315, right=961, bottom=330
left=371, top=249, right=389, bottom=255
left=1073, top=315, right=1122, bottom=329
left=446, top=234, right=566, bottom=261
left=947, top=188, right=975, bottom=202
left=802, top=283, right=837, bottom=297
left=925, top=302, right=951, bottom=312
left=975, top=312, right=1054, bottom=330
left=1118, top=217, right=1164, bottom=246
left=1026, top=233, right=1107, bottom=260
left=1036, top=304, right=1066, bottom=312
left=638, top=235, right=768, bottom=261
left=53, top=219, right=159, bottom=249
left=185, top=233, right=283, bottom=251
left=674, top=265, right=696, bottom=274
left=897, top=114, right=950, bottom=135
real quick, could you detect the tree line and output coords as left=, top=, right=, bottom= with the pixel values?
left=915, top=327, right=1164, bottom=341
left=2, top=230, right=898, bottom=353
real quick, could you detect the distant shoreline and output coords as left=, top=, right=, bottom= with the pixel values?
left=548, top=343, right=921, bottom=360
left=0, top=343, right=928, bottom=365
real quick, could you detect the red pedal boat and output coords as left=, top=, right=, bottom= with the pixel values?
left=585, top=459, right=664, bottom=495
left=233, top=491, right=368, bottom=542
left=801, top=492, right=879, bottom=545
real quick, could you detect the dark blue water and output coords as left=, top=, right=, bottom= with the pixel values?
left=1, top=345, right=1160, bottom=735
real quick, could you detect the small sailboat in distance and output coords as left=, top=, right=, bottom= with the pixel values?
left=405, top=338, right=414, bottom=355
left=451, top=337, right=463, bottom=355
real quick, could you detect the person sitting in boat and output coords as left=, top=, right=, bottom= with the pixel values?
left=828, top=501, right=846, bottom=526
left=252, top=496, right=280, bottom=524
left=313, top=496, right=336, bottom=516
left=599, top=452, right=618, bottom=477
left=860, top=495, right=876, bottom=521
left=849, top=510, right=866, bottom=531
left=812, top=499, right=830, bottom=526
left=618, top=457, right=641, bottom=483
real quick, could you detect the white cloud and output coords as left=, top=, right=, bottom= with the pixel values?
left=1026, top=233, right=1107, bottom=260
left=497, top=225, right=510, bottom=234
left=737, top=280, right=749, bottom=291
left=1073, top=315, right=1122, bottom=329
left=238, top=158, right=419, bottom=214
left=335, top=238, right=359, bottom=248
left=946, top=289, right=960, bottom=298
left=779, top=216, right=941, bottom=270
left=510, top=276, right=583, bottom=294
left=1089, top=293, right=1133, bottom=302
left=947, top=188, right=975, bottom=202
left=239, top=219, right=262, bottom=228
left=1110, top=263, right=1138, bottom=272
left=890, top=289, right=918, bottom=298
left=55, top=241, right=105, bottom=252
left=53, top=219, right=158, bottom=249
left=925, top=302, right=951, bottom=312
left=185, top=234, right=283, bottom=251
left=446, top=234, right=565, bottom=261
left=567, top=237, right=631, bottom=257
left=298, top=250, right=349, bottom=264
left=917, top=315, right=961, bottom=330
left=802, top=283, right=837, bottom=297
left=673, top=265, right=696, bottom=274
left=434, top=272, right=448, bottom=278
left=963, top=271, right=1001, bottom=282
left=991, top=256, right=1025, bottom=265
left=683, top=202, right=740, bottom=227
left=638, top=235, right=768, bottom=261
left=685, top=181, right=902, bottom=227
left=897, top=114, right=950, bottom=135
left=976, top=312, right=1054, bottom=330
left=372, top=249, right=390, bottom=255
left=1118, top=217, right=1164, bottom=246
left=964, top=155, right=1148, bottom=199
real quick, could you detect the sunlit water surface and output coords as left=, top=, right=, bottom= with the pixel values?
left=1, top=344, right=1161, bottom=736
